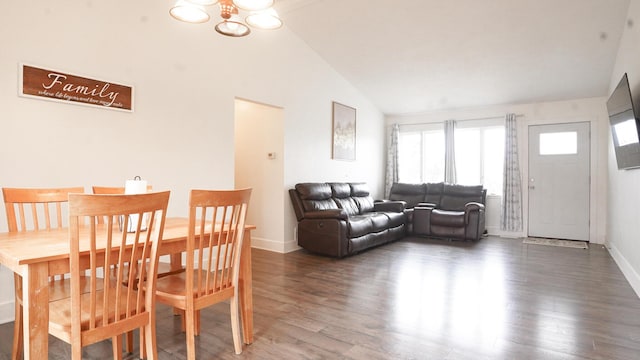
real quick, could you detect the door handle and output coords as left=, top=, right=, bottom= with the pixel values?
left=529, top=186, right=535, bottom=189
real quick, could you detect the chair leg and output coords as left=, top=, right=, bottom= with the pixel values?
left=144, top=323, right=158, bottom=360
left=185, top=309, right=196, bottom=360
left=179, top=309, right=186, bottom=332
left=71, top=341, right=83, bottom=360
left=125, top=331, right=134, bottom=353
left=229, top=296, right=242, bottom=355
left=195, top=310, right=200, bottom=336
left=11, top=302, right=23, bottom=360
left=139, top=327, right=147, bottom=359
left=112, top=335, right=123, bottom=360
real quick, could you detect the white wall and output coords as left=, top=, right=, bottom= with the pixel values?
left=0, top=0, right=385, bottom=322
left=387, top=96, right=610, bottom=244
left=607, top=0, right=640, bottom=297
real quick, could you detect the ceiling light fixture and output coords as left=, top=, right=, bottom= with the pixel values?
left=170, top=0, right=283, bottom=37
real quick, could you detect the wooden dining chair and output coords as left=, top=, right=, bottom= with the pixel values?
left=47, top=191, right=170, bottom=360
left=154, top=189, right=251, bottom=359
left=91, top=185, right=176, bottom=358
left=2, top=186, right=84, bottom=360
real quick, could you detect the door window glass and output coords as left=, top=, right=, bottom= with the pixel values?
left=539, top=132, right=577, bottom=155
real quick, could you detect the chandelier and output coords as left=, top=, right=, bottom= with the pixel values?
left=170, top=0, right=283, bottom=37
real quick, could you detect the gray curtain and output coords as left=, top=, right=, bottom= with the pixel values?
left=384, top=123, right=399, bottom=197
left=501, top=113, right=523, bottom=232
left=444, top=120, right=457, bottom=184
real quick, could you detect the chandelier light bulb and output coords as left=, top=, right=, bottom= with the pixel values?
left=216, top=14, right=251, bottom=37
left=232, top=0, right=274, bottom=11
left=246, top=8, right=282, bottom=30
left=170, top=1, right=210, bottom=23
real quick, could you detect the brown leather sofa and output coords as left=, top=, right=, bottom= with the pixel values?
left=289, top=182, right=406, bottom=257
left=386, top=182, right=486, bottom=241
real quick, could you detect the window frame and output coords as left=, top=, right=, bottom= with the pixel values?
left=396, top=119, right=505, bottom=195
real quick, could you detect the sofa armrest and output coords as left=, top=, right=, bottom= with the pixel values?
left=465, top=202, right=485, bottom=212
left=464, top=202, right=485, bottom=241
left=464, top=202, right=485, bottom=225
left=373, top=200, right=405, bottom=213
left=304, top=209, right=348, bottom=220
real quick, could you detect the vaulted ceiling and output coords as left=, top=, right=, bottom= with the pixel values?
left=276, top=0, right=631, bottom=115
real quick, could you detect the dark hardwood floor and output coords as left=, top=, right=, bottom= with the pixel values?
left=2, top=236, right=640, bottom=359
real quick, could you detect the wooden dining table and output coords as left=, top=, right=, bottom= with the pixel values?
left=0, top=217, right=256, bottom=359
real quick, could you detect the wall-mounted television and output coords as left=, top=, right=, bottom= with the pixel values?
left=606, top=73, right=640, bottom=170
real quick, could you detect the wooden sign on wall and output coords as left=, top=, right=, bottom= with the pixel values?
left=19, top=64, right=133, bottom=111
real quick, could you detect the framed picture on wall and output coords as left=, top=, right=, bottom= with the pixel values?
left=332, top=101, right=356, bottom=161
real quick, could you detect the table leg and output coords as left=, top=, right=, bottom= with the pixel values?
left=169, top=253, right=182, bottom=271
left=21, top=263, right=49, bottom=359
left=170, top=253, right=183, bottom=316
left=239, top=229, right=253, bottom=344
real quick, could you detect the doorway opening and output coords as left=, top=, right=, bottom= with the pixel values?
left=234, top=98, right=285, bottom=252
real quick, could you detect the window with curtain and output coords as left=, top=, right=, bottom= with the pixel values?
left=397, top=122, right=505, bottom=195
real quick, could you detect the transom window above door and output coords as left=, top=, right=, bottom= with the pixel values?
left=539, top=131, right=577, bottom=155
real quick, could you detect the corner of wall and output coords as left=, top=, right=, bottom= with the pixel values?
left=251, top=236, right=299, bottom=254
left=607, top=242, right=640, bottom=298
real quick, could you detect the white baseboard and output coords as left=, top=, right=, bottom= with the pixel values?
left=486, top=226, right=525, bottom=239
left=607, top=243, right=640, bottom=299
left=250, top=236, right=299, bottom=253
left=283, top=240, right=301, bottom=253
left=0, top=299, right=14, bottom=324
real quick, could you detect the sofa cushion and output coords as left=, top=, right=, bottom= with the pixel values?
left=348, top=183, right=373, bottom=213
left=383, top=211, right=405, bottom=228
left=430, top=209, right=466, bottom=226
left=369, top=213, right=391, bottom=232
left=349, top=182, right=370, bottom=197
left=296, top=183, right=332, bottom=200
left=335, top=197, right=360, bottom=216
left=389, top=183, right=426, bottom=208
left=329, top=183, right=359, bottom=215
left=295, top=183, right=339, bottom=212
left=440, top=184, right=484, bottom=211
left=353, top=196, right=374, bottom=213
left=330, top=183, right=352, bottom=198
left=348, top=215, right=373, bottom=238
left=425, top=182, right=444, bottom=206
left=348, top=213, right=395, bottom=238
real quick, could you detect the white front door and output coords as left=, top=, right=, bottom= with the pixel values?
left=528, top=122, right=590, bottom=241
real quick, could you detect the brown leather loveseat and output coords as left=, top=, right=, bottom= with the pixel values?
left=289, top=182, right=406, bottom=257
left=386, top=182, right=486, bottom=241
